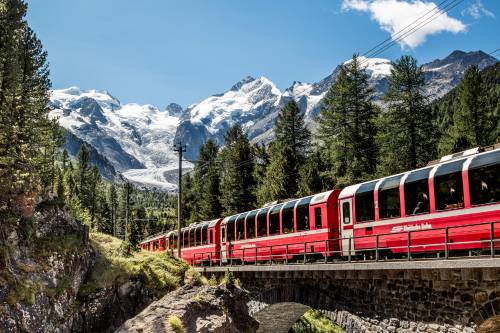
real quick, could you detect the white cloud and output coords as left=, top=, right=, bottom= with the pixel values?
left=461, top=0, right=495, bottom=19
left=342, top=0, right=467, bottom=49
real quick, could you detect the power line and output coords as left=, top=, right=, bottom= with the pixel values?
left=359, top=0, right=466, bottom=66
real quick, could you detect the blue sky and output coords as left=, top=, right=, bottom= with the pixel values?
left=26, top=0, right=498, bottom=108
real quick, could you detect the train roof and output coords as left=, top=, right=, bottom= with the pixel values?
left=221, top=190, right=336, bottom=225
left=339, top=145, right=500, bottom=200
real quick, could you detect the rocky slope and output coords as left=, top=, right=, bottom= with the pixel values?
left=117, top=284, right=258, bottom=333
left=51, top=50, right=497, bottom=188
left=0, top=201, right=189, bottom=332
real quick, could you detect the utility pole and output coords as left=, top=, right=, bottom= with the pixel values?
left=125, top=182, right=130, bottom=240
left=174, top=141, right=186, bottom=257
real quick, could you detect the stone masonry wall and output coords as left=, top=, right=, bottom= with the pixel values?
left=229, top=267, right=500, bottom=333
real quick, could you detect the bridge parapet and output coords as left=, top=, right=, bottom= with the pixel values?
left=198, top=258, right=500, bottom=333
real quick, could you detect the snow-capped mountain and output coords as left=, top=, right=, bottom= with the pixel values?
left=176, top=50, right=497, bottom=159
left=52, top=50, right=497, bottom=189
left=50, top=87, right=190, bottom=190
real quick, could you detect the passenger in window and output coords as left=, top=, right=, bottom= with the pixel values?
left=413, top=192, right=429, bottom=215
left=237, top=231, right=243, bottom=240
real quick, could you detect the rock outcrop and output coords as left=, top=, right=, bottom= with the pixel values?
left=117, top=284, right=259, bottom=333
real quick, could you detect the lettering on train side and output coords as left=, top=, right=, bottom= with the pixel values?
left=391, top=223, right=432, bottom=233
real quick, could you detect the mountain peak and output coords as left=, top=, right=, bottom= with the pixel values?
left=165, top=102, right=183, bottom=117
left=230, top=76, right=256, bottom=91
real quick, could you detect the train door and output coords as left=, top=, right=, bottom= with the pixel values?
left=220, top=225, right=228, bottom=263
left=340, top=198, right=354, bottom=256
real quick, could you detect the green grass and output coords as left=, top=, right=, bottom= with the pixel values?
left=168, top=315, right=186, bottom=333
left=293, top=309, right=343, bottom=333
left=79, top=233, right=189, bottom=297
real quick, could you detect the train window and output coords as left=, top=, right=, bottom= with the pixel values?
left=182, top=230, right=188, bottom=248
left=172, top=234, right=177, bottom=249
left=355, top=181, right=376, bottom=222
left=434, top=160, right=465, bottom=211
left=246, top=210, right=258, bottom=239
left=405, top=168, right=431, bottom=216
left=200, top=228, right=204, bottom=245
left=236, top=214, right=246, bottom=240
left=189, top=229, right=195, bottom=247
left=296, top=197, right=312, bottom=231
left=226, top=216, right=236, bottom=242
left=342, top=202, right=351, bottom=224
left=257, top=208, right=269, bottom=237
left=379, top=175, right=402, bottom=219
left=314, top=207, right=322, bottom=229
left=269, top=204, right=283, bottom=236
left=469, top=151, right=500, bottom=206
left=282, top=200, right=297, bottom=234
left=221, top=226, right=226, bottom=242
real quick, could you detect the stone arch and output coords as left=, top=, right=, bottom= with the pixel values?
left=470, top=295, right=500, bottom=333
left=253, top=302, right=311, bottom=333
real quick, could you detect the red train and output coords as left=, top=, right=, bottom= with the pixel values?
left=140, top=145, right=500, bottom=265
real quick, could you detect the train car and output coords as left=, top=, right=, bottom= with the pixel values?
left=140, top=233, right=167, bottom=252
left=337, top=145, right=500, bottom=257
left=219, top=190, right=341, bottom=263
left=178, top=219, right=222, bottom=265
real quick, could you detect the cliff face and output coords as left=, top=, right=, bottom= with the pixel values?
left=0, top=203, right=187, bottom=333
left=0, top=205, right=94, bottom=332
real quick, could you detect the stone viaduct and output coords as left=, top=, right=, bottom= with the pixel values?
left=197, top=258, right=500, bottom=333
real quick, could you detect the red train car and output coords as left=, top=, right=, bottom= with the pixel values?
left=220, top=190, right=341, bottom=263
left=338, top=146, right=500, bottom=256
left=140, top=233, right=167, bottom=252
left=179, top=219, right=222, bottom=265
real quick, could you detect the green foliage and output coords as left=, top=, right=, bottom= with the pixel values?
left=168, top=315, right=186, bottom=333
left=297, top=149, right=329, bottom=197
left=0, top=0, right=57, bottom=214
left=219, top=125, right=256, bottom=215
left=291, top=309, right=343, bottom=333
left=318, top=54, right=378, bottom=187
left=257, top=100, right=311, bottom=203
left=436, top=63, right=499, bottom=154
left=377, top=55, right=437, bottom=176
left=80, top=233, right=188, bottom=298
left=190, top=139, right=222, bottom=222
left=220, top=270, right=240, bottom=287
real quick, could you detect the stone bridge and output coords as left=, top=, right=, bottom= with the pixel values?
left=197, top=258, right=500, bottom=333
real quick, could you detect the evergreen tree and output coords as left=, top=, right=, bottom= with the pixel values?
left=377, top=55, right=436, bottom=175
left=0, top=1, right=55, bottom=212
left=253, top=144, right=270, bottom=205
left=274, top=100, right=311, bottom=162
left=193, top=139, right=221, bottom=221
left=438, top=65, right=491, bottom=153
left=297, top=149, right=327, bottom=196
left=88, top=165, right=101, bottom=227
left=76, top=144, right=91, bottom=205
left=55, top=167, right=64, bottom=201
left=107, top=184, right=118, bottom=236
left=61, top=149, right=69, bottom=173
left=257, top=100, right=311, bottom=202
left=219, top=125, right=256, bottom=215
left=318, top=54, right=378, bottom=187
left=181, top=173, right=196, bottom=226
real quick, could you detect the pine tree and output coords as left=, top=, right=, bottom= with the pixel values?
left=297, top=149, right=327, bottom=196
left=193, top=139, right=221, bottom=221
left=257, top=100, right=311, bottom=202
left=0, top=1, right=55, bottom=213
left=438, top=65, right=491, bottom=153
left=377, top=55, right=436, bottom=175
left=274, top=100, right=311, bottom=163
left=55, top=167, right=64, bottom=201
left=61, top=149, right=69, bottom=173
left=253, top=144, right=270, bottom=205
left=76, top=144, right=91, bottom=206
left=219, top=125, right=256, bottom=215
left=107, top=184, right=118, bottom=236
left=318, top=54, right=378, bottom=187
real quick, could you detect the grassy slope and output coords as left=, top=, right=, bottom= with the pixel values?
left=80, top=233, right=190, bottom=298
left=295, top=309, right=344, bottom=333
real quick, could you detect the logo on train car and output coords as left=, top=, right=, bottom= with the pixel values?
left=391, top=223, right=432, bottom=233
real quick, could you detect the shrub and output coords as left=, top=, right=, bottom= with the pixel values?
left=168, top=315, right=185, bottom=333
